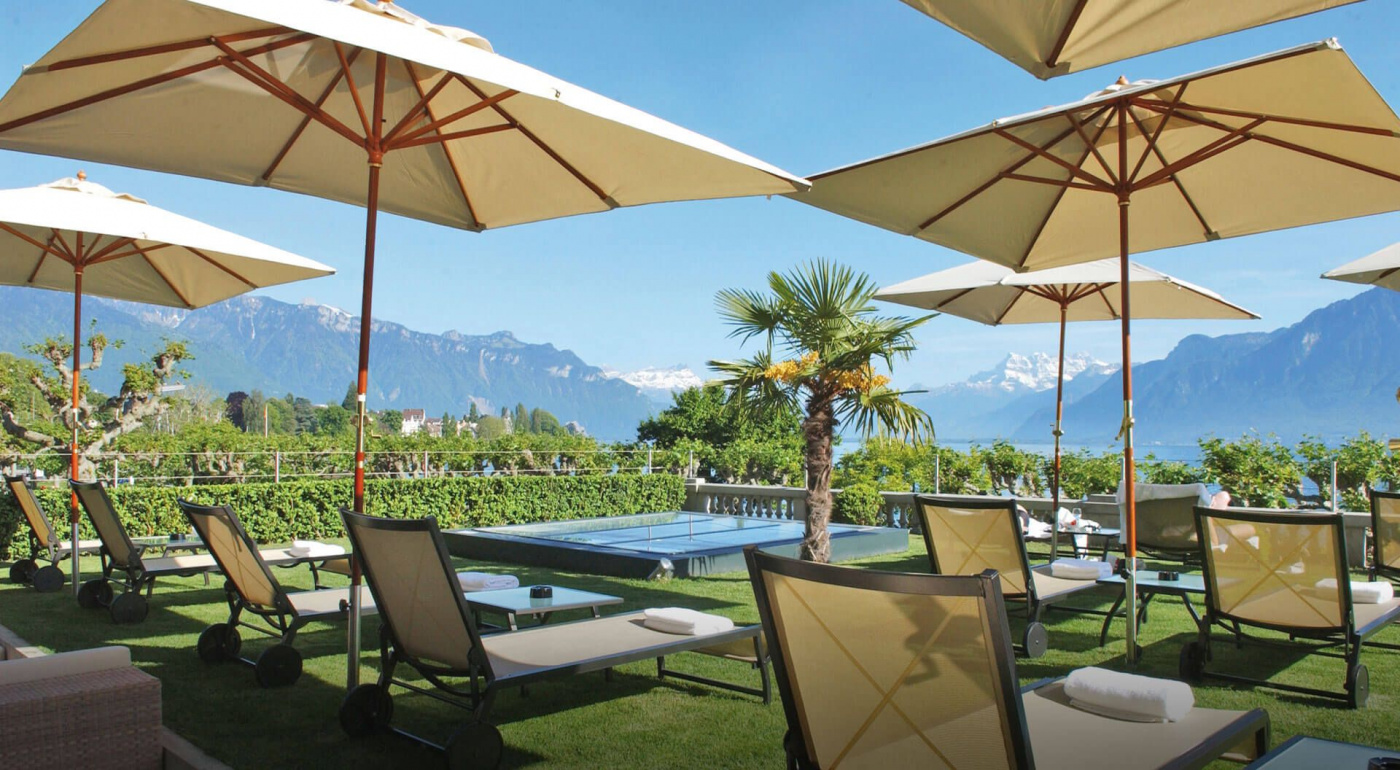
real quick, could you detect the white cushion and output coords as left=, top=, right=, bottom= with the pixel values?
left=0, top=646, right=131, bottom=686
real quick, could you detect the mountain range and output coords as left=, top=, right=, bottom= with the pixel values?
left=0, top=287, right=657, bottom=440
left=916, top=288, right=1400, bottom=445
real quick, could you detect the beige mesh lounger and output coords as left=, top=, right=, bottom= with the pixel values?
left=1181, top=506, right=1400, bottom=708
left=178, top=499, right=375, bottom=687
left=1371, top=490, right=1400, bottom=585
left=5, top=473, right=102, bottom=592
left=337, top=507, right=768, bottom=769
left=746, top=546, right=1270, bottom=770
left=69, top=479, right=349, bottom=624
left=916, top=494, right=1108, bottom=657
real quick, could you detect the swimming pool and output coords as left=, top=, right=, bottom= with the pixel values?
left=443, top=511, right=909, bottom=579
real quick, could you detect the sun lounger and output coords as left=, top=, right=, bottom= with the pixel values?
left=1181, top=506, right=1400, bottom=708
left=744, top=547, right=1270, bottom=769
left=177, top=499, right=376, bottom=687
left=916, top=494, right=1107, bottom=657
left=337, top=507, right=767, bottom=768
left=4, top=474, right=102, bottom=592
left=69, top=479, right=350, bottom=623
left=1370, top=490, right=1400, bottom=585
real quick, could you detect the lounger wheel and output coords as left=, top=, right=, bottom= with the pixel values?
left=339, top=684, right=394, bottom=736
left=9, top=558, right=37, bottom=584
left=444, top=721, right=504, bottom=770
left=1178, top=641, right=1206, bottom=682
left=254, top=644, right=302, bottom=688
left=109, top=591, right=149, bottom=624
left=1347, top=663, right=1369, bottom=709
left=1022, top=622, right=1047, bottom=659
left=30, top=564, right=65, bottom=593
left=77, top=578, right=112, bottom=609
left=197, top=623, right=242, bottom=664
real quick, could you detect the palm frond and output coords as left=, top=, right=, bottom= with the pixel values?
left=835, top=387, right=934, bottom=442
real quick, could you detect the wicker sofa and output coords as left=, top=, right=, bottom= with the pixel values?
left=0, top=644, right=162, bottom=769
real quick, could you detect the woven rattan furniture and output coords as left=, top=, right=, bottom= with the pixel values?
left=744, top=547, right=1269, bottom=770
left=0, top=646, right=161, bottom=769
left=916, top=494, right=1107, bottom=657
left=1182, top=506, right=1400, bottom=708
left=4, top=474, right=102, bottom=592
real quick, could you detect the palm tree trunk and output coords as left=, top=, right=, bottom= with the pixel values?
left=801, top=397, right=835, bottom=563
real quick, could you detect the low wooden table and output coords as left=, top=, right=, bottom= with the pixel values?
left=1095, top=572, right=1205, bottom=646
left=1244, top=735, right=1400, bottom=769
left=466, top=586, right=623, bottom=632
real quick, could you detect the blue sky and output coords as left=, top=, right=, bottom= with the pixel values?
left=1, top=1, right=1398, bottom=389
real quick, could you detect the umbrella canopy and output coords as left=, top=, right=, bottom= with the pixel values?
left=0, top=173, right=334, bottom=594
left=899, top=0, right=1362, bottom=79
left=876, top=257, right=1256, bottom=557
left=0, top=0, right=808, bottom=695
left=1323, top=241, right=1400, bottom=291
left=794, top=40, right=1400, bottom=661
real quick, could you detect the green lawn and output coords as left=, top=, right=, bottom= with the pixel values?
left=3, top=538, right=1399, bottom=768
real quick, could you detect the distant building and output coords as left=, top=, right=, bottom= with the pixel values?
left=401, top=409, right=426, bottom=436
left=564, top=420, right=587, bottom=437
left=423, top=417, right=444, bottom=438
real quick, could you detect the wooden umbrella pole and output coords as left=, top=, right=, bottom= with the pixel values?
left=347, top=53, right=388, bottom=692
left=1051, top=301, right=1067, bottom=562
left=1118, top=102, right=1139, bottom=665
left=69, top=265, right=83, bottom=596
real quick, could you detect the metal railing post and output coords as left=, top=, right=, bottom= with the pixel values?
left=274, top=451, right=281, bottom=484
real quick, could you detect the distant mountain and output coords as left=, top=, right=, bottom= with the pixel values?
left=599, top=365, right=703, bottom=406
left=1019, top=288, right=1400, bottom=445
left=911, top=352, right=1118, bottom=440
left=0, top=288, right=655, bottom=440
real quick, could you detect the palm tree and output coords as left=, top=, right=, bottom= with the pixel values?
left=709, top=260, right=934, bottom=562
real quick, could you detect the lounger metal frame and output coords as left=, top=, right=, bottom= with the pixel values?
left=1184, top=506, right=1400, bottom=708
left=915, top=493, right=1108, bottom=657
left=745, top=547, right=1269, bottom=770
left=338, top=507, right=767, bottom=768
left=179, top=499, right=359, bottom=687
left=5, top=473, right=100, bottom=592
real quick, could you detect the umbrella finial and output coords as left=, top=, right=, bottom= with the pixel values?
left=1115, top=75, right=1129, bottom=86
left=76, top=170, right=86, bottom=181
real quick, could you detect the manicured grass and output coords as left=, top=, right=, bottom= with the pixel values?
left=3, top=538, right=1399, bottom=768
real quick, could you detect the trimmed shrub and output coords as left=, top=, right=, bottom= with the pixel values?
left=834, top=482, right=885, bottom=527
left=0, top=474, right=685, bottom=559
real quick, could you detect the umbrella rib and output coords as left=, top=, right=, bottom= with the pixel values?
left=931, top=285, right=979, bottom=311
left=86, top=236, right=138, bottom=263
left=1044, top=0, right=1089, bottom=69
left=993, top=289, right=1026, bottom=325
left=401, top=60, right=482, bottom=230
left=1135, top=98, right=1400, bottom=138
left=1092, top=284, right=1118, bottom=318
left=452, top=75, right=612, bottom=204
left=332, top=42, right=374, bottom=140
left=211, top=38, right=365, bottom=149
left=0, top=34, right=314, bottom=136
left=1128, top=84, right=1188, bottom=184
left=1133, top=116, right=1265, bottom=190
left=88, top=242, right=175, bottom=267
left=1015, top=110, right=1115, bottom=268
left=1124, top=108, right=1219, bottom=238
left=1065, top=112, right=1116, bottom=185
left=0, top=222, right=73, bottom=264
left=993, top=128, right=1114, bottom=191
left=386, top=90, right=519, bottom=150
left=917, top=105, right=1111, bottom=232
left=39, top=27, right=293, bottom=72
left=392, top=123, right=514, bottom=150
left=382, top=68, right=455, bottom=146
left=186, top=248, right=258, bottom=290
left=261, top=48, right=362, bottom=183
left=140, top=252, right=193, bottom=309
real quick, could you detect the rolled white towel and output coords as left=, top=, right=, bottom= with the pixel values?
left=1024, top=518, right=1052, bottom=539
left=1316, top=578, right=1394, bottom=604
left=457, top=571, right=520, bottom=592
left=1064, top=667, right=1194, bottom=723
left=1050, top=558, right=1113, bottom=581
left=288, top=540, right=346, bottom=559
left=642, top=607, right=735, bottom=636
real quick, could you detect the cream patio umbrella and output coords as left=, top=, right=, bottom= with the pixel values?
left=1324, top=241, right=1400, bottom=291
left=794, top=40, right=1400, bottom=660
left=899, top=0, right=1362, bottom=79
left=0, top=0, right=808, bottom=689
left=0, top=173, right=334, bottom=594
left=876, top=258, right=1256, bottom=558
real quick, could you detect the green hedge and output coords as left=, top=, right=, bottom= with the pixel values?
left=0, top=474, right=685, bottom=560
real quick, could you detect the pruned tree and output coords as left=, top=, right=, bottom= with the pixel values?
left=0, top=329, right=190, bottom=480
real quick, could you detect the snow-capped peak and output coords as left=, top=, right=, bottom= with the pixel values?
left=967, top=352, right=1118, bottom=393
left=599, top=365, right=703, bottom=394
